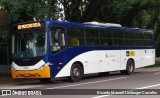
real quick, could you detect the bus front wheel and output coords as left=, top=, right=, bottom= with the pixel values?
left=70, top=63, right=83, bottom=82
left=121, top=59, right=135, bottom=75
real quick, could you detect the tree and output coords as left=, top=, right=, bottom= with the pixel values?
left=1, top=0, right=160, bottom=56
left=0, top=0, right=58, bottom=24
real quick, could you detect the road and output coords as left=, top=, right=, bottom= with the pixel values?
left=1, top=68, right=160, bottom=98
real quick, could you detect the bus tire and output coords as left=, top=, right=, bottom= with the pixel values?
left=70, top=63, right=83, bottom=82
left=121, top=59, right=135, bottom=75
left=39, top=78, right=51, bottom=83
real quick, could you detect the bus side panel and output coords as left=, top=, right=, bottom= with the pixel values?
left=100, top=50, right=120, bottom=72
left=55, top=51, right=98, bottom=78
left=140, top=49, right=155, bottom=67
left=134, top=50, right=141, bottom=68
left=120, top=49, right=141, bottom=70
left=55, top=49, right=155, bottom=78
left=98, top=50, right=108, bottom=72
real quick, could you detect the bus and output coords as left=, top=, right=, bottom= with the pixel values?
left=11, top=20, right=155, bottom=82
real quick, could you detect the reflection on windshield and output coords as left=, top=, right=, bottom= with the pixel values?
left=51, top=26, right=66, bottom=53
left=12, top=30, right=46, bottom=58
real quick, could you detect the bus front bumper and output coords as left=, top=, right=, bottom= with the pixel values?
left=11, top=66, right=50, bottom=79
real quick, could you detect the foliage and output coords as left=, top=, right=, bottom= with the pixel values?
left=0, top=0, right=58, bottom=24
left=0, top=0, right=160, bottom=57
left=58, top=0, right=160, bottom=31
left=58, top=0, right=160, bottom=56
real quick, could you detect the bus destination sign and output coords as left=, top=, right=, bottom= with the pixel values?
left=17, top=22, right=42, bottom=30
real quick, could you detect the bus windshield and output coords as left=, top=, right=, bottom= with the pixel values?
left=12, top=29, right=47, bottom=58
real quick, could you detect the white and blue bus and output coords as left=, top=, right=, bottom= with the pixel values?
left=11, top=20, right=155, bottom=82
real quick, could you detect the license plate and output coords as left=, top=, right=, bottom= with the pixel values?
left=24, top=74, right=30, bottom=77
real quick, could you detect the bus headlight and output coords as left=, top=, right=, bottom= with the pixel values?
left=11, top=66, right=16, bottom=72
left=38, top=62, right=50, bottom=70
left=38, top=64, right=46, bottom=70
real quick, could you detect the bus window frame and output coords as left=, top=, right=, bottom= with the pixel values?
left=67, top=27, right=85, bottom=47
left=49, top=25, right=67, bottom=54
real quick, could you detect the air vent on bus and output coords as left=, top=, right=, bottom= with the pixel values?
left=83, top=21, right=122, bottom=27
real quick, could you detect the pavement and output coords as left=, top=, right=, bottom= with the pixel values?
left=1, top=66, right=160, bottom=98
left=0, top=75, right=12, bottom=84
left=0, top=66, right=160, bottom=85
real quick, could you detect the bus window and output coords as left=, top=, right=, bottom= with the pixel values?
left=124, top=32, right=133, bottom=39
left=134, top=32, right=143, bottom=39
left=124, top=40, right=134, bottom=46
left=99, top=30, right=112, bottom=46
left=134, top=32, right=144, bottom=46
left=144, top=33, right=152, bottom=40
left=143, top=40, right=152, bottom=46
left=70, top=38, right=79, bottom=46
left=85, top=29, right=99, bottom=46
left=113, top=30, right=124, bottom=46
left=124, top=32, right=134, bottom=46
left=51, top=26, right=65, bottom=53
left=68, top=28, right=85, bottom=46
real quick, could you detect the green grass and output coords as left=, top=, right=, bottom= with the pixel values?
left=145, top=64, right=160, bottom=68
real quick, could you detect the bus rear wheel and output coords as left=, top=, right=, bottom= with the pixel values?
left=39, top=78, right=51, bottom=83
left=70, top=63, right=83, bottom=82
left=121, top=59, right=135, bottom=75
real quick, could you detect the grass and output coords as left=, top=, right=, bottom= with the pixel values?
left=145, top=64, right=160, bottom=68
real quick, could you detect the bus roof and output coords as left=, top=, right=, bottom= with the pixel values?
left=15, top=20, right=153, bottom=33
left=46, top=20, right=153, bottom=33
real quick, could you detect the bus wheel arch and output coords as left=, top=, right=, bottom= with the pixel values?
left=70, top=61, right=84, bottom=82
left=121, top=58, right=135, bottom=75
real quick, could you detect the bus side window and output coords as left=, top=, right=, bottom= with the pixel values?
left=99, top=30, right=112, bottom=46
left=50, top=26, right=65, bottom=52
left=103, top=42, right=108, bottom=46
left=69, top=38, right=79, bottom=46
left=68, top=27, right=85, bottom=46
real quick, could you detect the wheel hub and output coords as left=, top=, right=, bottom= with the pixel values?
left=129, top=63, right=133, bottom=72
left=73, top=68, right=80, bottom=77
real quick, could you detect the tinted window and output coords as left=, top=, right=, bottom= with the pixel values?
left=51, top=26, right=66, bottom=53
left=99, top=30, right=112, bottom=46
left=124, top=32, right=134, bottom=46
left=113, top=30, right=123, bottom=38
left=125, top=40, right=134, bottom=46
left=85, top=29, right=99, bottom=46
left=124, top=32, right=133, bottom=39
left=68, top=28, right=85, bottom=46
left=144, top=33, right=152, bottom=39
left=113, top=30, right=124, bottom=46
left=134, top=33, right=143, bottom=39
left=143, top=40, right=152, bottom=46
